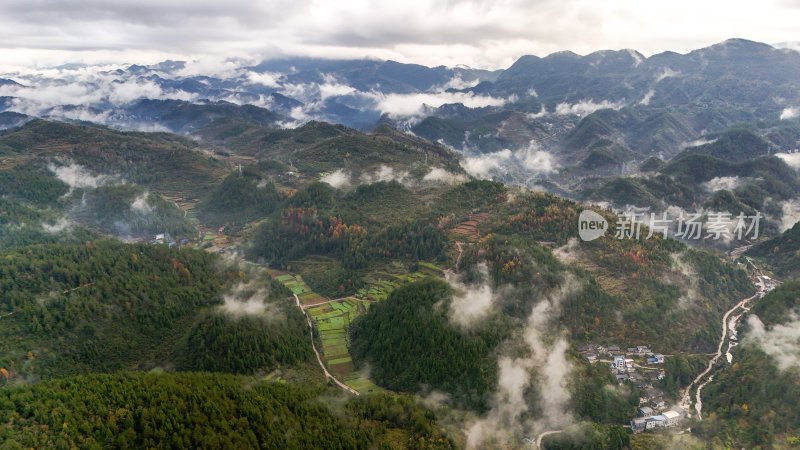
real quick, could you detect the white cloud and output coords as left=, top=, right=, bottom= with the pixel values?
left=320, top=169, right=351, bottom=189
left=680, top=137, right=717, bottom=149
left=777, top=152, right=800, bottom=169
left=318, top=74, right=357, bottom=100
left=554, top=99, right=624, bottom=116
left=780, top=107, right=799, bottom=120
left=460, top=142, right=558, bottom=179
left=747, top=314, right=800, bottom=372
left=360, top=164, right=411, bottom=185
left=447, top=263, right=496, bottom=327
left=219, top=282, right=281, bottom=318
left=526, top=105, right=548, bottom=119
left=656, top=68, right=680, bottom=82
left=0, top=68, right=196, bottom=117
left=553, top=237, right=580, bottom=264
left=519, top=144, right=558, bottom=174
left=48, top=163, right=111, bottom=189
left=131, top=193, right=154, bottom=214
left=437, top=74, right=480, bottom=90
left=41, top=217, right=72, bottom=233
left=640, top=89, right=655, bottom=105
left=781, top=199, right=800, bottom=232
left=245, top=70, right=282, bottom=87
left=465, top=275, right=580, bottom=448
left=702, top=176, right=742, bottom=192
left=461, top=149, right=513, bottom=178
left=371, top=91, right=510, bottom=118
left=422, top=167, right=468, bottom=184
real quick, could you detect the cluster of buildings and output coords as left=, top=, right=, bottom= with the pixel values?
left=579, top=344, right=666, bottom=384
left=630, top=406, right=687, bottom=432
left=579, top=343, right=683, bottom=433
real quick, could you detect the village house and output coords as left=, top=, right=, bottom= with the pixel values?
left=651, top=399, right=667, bottom=410
left=631, top=415, right=667, bottom=432
left=630, top=409, right=685, bottom=433
left=663, top=410, right=681, bottom=427
left=152, top=232, right=175, bottom=247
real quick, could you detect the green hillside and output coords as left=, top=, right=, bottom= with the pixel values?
left=0, top=372, right=455, bottom=449
left=0, top=241, right=310, bottom=380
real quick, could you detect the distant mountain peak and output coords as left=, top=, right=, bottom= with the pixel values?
left=705, top=38, right=775, bottom=53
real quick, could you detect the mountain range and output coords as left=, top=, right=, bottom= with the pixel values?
left=2, top=38, right=800, bottom=449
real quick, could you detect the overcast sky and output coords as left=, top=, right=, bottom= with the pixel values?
left=1, top=0, right=799, bottom=70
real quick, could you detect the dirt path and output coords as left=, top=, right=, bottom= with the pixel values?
left=294, top=293, right=360, bottom=396
left=455, top=241, right=464, bottom=268
left=536, top=430, right=563, bottom=449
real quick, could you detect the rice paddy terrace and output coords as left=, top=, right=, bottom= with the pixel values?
left=267, top=262, right=444, bottom=394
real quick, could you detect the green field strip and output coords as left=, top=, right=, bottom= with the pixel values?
left=314, top=310, right=346, bottom=320
left=308, top=305, right=333, bottom=315
left=320, top=335, right=347, bottom=344
left=327, top=356, right=352, bottom=365
left=344, top=378, right=378, bottom=392
left=321, top=341, right=347, bottom=350
left=321, top=334, right=347, bottom=343
left=323, top=345, right=349, bottom=357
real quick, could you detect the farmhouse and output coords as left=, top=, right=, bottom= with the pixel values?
left=663, top=410, right=681, bottom=427
left=631, top=415, right=667, bottom=432
left=152, top=232, right=175, bottom=247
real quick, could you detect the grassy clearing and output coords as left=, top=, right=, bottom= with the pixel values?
left=270, top=262, right=442, bottom=395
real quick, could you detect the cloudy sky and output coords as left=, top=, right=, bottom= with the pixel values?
left=1, top=0, right=799, bottom=69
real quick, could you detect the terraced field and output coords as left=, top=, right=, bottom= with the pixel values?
left=269, top=262, right=444, bottom=394
left=450, top=212, right=490, bottom=242
left=355, top=265, right=442, bottom=302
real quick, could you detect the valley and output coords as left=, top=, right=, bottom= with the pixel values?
left=2, top=35, right=800, bottom=449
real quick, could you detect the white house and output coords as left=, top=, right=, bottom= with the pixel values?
left=663, top=410, right=681, bottom=427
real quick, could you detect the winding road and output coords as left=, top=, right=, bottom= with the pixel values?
left=680, top=290, right=760, bottom=417
left=535, top=430, right=563, bottom=449
left=679, top=254, right=775, bottom=419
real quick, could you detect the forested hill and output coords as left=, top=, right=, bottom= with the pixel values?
left=0, top=240, right=311, bottom=380
left=0, top=372, right=455, bottom=449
